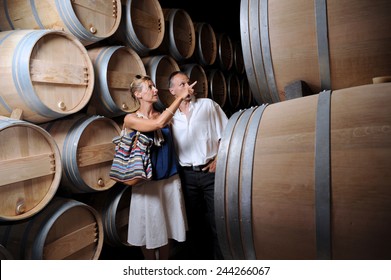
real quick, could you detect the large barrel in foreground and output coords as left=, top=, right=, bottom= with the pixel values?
left=215, top=83, right=391, bottom=260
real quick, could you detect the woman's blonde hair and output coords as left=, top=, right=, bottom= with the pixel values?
left=130, top=75, right=153, bottom=97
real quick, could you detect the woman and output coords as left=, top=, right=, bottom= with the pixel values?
left=124, top=75, right=195, bottom=260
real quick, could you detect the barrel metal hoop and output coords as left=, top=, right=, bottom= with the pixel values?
left=315, top=0, right=332, bottom=90
left=55, top=0, right=99, bottom=44
left=30, top=0, right=45, bottom=28
left=94, top=46, right=124, bottom=115
left=315, top=89, right=332, bottom=259
left=215, top=109, right=246, bottom=260
left=62, top=115, right=104, bottom=191
left=240, top=103, right=268, bottom=259
left=260, top=0, right=279, bottom=103
left=226, top=107, right=257, bottom=259
left=2, top=0, right=14, bottom=29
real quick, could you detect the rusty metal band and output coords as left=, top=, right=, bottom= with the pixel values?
left=315, top=0, right=331, bottom=90
left=315, top=90, right=332, bottom=259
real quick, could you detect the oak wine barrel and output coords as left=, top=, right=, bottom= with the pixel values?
left=207, top=69, right=227, bottom=108
left=0, top=0, right=121, bottom=46
left=41, top=114, right=121, bottom=193
left=0, top=29, right=94, bottom=123
left=113, top=0, right=164, bottom=56
left=87, top=45, right=146, bottom=118
left=192, top=22, right=217, bottom=66
left=215, top=33, right=233, bottom=72
left=0, top=197, right=104, bottom=260
left=82, top=184, right=132, bottom=247
left=0, top=117, right=61, bottom=221
left=155, top=9, right=195, bottom=62
left=240, top=75, right=253, bottom=109
left=215, top=82, right=391, bottom=260
left=225, top=73, right=241, bottom=110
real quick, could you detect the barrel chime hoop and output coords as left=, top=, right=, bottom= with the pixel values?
left=260, top=0, right=279, bottom=103
left=240, top=104, right=268, bottom=259
left=315, top=0, right=331, bottom=90
left=315, top=89, right=332, bottom=259
left=226, top=107, right=257, bottom=259
left=214, top=110, right=246, bottom=260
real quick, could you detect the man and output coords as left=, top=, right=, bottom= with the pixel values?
left=168, top=71, right=228, bottom=259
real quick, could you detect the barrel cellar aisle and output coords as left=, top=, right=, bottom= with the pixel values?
left=0, top=0, right=390, bottom=261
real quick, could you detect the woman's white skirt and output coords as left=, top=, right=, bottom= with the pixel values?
left=127, top=174, right=188, bottom=249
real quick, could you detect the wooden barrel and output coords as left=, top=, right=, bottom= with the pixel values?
left=181, top=63, right=208, bottom=98
left=240, top=75, right=253, bottom=109
left=0, top=0, right=121, bottom=46
left=154, top=9, right=195, bottom=62
left=0, top=244, right=13, bottom=260
left=226, top=73, right=241, bottom=110
left=41, top=114, right=121, bottom=193
left=142, top=55, right=180, bottom=109
left=0, top=30, right=94, bottom=124
left=207, top=69, right=227, bottom=108
left=240, top=0, right=391, bottom=104
left=87, top=45, right=146, bottom=118
left=82, top=184, right=132, bottom=247
left=233, top=41, right=245, bottom=75
left=215, top=33, right=233, bottom=72
left=193, top=22, right=217, bottom=66
left=0, top=197, right=104, bottom=260
left=0, top=117, right=61, bottom=221
left=113, top=0, right=164, bottom=56
left=215, top=83, right=391, bottom=260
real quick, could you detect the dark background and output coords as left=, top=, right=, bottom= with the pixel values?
left=159, top=0, right=242, bottom=42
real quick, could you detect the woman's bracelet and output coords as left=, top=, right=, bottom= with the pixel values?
left=165, top=108, right=175, bottom=116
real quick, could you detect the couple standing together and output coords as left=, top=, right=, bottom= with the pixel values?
left=122, top=71, right=228, bottom=260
